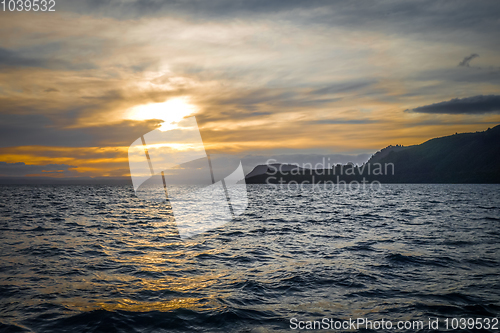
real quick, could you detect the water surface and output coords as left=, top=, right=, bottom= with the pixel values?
left=0, top=184, right=499, bottom=332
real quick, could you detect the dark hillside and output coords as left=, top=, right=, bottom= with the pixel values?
left=369, top=125, right=500, bottom=183
left=245, top=125, right=500, bottom=184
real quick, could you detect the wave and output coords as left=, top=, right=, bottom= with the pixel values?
left=1, top=184, right=499, bottom=332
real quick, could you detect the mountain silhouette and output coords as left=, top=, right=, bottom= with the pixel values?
left=245, top=125, right=500, bottom=184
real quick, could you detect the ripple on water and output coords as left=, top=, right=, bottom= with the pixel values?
left=0, top=184, right=499, bottom=332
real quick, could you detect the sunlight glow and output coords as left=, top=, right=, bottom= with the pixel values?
left=126, top=97, right=197, bottom=131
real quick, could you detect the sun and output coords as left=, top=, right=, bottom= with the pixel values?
left=126, top=97, right=197, bottom=131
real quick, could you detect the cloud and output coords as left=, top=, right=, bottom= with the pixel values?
left=0, top=161, right=77, bottom=176
left=311, top=119, right=378, bottom=125
left=0, top=47, right=45, bottom=68
left=0, top=47, right=96, bottom=71
left=1, top=0, right=499, bottom=175
left=310, top=80, right=377, bottom=95
left=59, top=0, right=342, bottom=19
left=409, top=95, right=500, bottom=115
left=193, top=86, right=346, bottom=125
left=458, top=53, right=479, bottom=67
left=413, top=67, right=500, bottom=85
left=0, top=146, right=133, bottom=177
left=0, top=114, right=161, bottom=148
left=56, top=0, right=500, bottom=50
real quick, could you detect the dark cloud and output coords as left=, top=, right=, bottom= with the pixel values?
left=458, top=53, right=479, bottom=67
left=402, top=120, right=500, bottom=128
left=58, top=0, right=500, bottom=47
left=0, top=47, right=96, bottom=71
left=60, top=0, right=499, bottom=26
left=0, top=162, right=77, bottom=176
left=0, top=114, right=161, bottom=148
left=409, top=95, right=500, bottom=115
left=0, top=47, right=46, bottom=68
left=61, top=0, right=335, bottom=19
left=86, top=119, right=163, bottom=146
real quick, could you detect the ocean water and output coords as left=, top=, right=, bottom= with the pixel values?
left=0, top=184, right=499, bottom=332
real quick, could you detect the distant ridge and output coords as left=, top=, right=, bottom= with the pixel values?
left=2, top=126, right=499, bottom=185
left=366, top=124, right=500, bottom=183
left=0, top=177, right=131, bottom=185
left=245, top=125, right=500, bottom=184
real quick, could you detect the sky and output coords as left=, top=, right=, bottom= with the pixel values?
left=0, top=0, right=500, bottom=178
